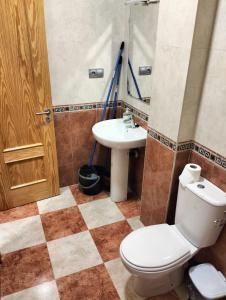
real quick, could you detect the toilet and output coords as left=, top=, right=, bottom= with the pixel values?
left=120, top=172, right=226, bottom=297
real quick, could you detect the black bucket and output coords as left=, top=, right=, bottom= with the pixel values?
left=78, top=165, right=103, bottom=195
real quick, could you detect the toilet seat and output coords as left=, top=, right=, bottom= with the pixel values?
left=120, top=224, right=195, bottom=273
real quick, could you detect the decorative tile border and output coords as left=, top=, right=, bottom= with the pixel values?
left=53, top=100, right=225, bottom=170
left=53, top=100, right=149, bottom=123
left=177, top=141, right=194, bottom=151
left=53, top=101, right=122, bottom=113
left=193, top=142, right=226, bottom=170
left=147, top=128, right=226, bottom=170
left=177, top=141, right=226, bottom=169
left=147, top=128, right=177, bottom=151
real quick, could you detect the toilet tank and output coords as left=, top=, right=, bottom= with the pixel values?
left=175, top=177, right=226, bottom=248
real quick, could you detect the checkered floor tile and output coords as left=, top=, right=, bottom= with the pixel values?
left=0, top=186, right=183, bottom=300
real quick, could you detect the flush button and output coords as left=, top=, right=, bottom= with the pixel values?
left=197, top=184, right=205, bottom=189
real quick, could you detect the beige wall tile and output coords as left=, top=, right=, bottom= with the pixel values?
left=211, top=0, right=226, bottom=51
left=195, top=50, right=226, bottom=155
left=193, top=0, right=226, bottom=156
left=157, top=0, right=198, bottom=49
left=186, top=48, right=209, bottom=88
left=44, top=0, right=126, bottom=106
left=147, top=0, right=200, bottom=140
left=192, top=0, right=218, bottom=49
left=149, top=45, right=191, bottom=141
left=178, top=85, right=201, bottom=142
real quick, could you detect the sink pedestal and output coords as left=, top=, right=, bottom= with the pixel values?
left=92, top=118, right=147, bottom=202
left=111, top=148, right=129, bottom=202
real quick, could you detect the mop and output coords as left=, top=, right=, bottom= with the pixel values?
left=88, top=42, right=124, bottom=167
left=112, top=55, right=123, bottom=119
left=78, top=43, right=124, bottom=195
left=128, top=58, right=143, bottom=101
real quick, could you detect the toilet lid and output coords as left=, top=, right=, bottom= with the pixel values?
left=120, top=224, right=190, bottom=270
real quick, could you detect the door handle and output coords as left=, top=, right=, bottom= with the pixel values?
left=36, top=108, right=51, bottom=122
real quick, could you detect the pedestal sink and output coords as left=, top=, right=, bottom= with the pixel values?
left=92, top=118, right=147, bottom=202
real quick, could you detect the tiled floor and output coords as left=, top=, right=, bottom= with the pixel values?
left=0, top=186, right=183, bottom=300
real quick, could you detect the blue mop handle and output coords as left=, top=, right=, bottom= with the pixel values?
left=112, top=56, right=123, bottom=119
left=100, top=42, right=125, bottom=121
left=88, top=42, right=125, bottom=167
left=128, top=58, right=142, bottom=100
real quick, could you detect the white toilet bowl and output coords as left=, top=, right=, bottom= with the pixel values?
left=120, top=224, right=198, bottom=297
left=120, top=169, right=226, bottom=297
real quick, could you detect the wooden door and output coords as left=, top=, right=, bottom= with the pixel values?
left=0, top=0, right=60, bottom=210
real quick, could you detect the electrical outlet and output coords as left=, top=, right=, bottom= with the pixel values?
left=139, top=66, right=152, bottom=76
left=89, top=68, right=104, bottom=78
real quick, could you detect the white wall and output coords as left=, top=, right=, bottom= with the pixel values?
left=194, top=0, right=226, bottom=156
left=177, top=0, right=217, bottom=142
left=44, top=0, right=126, bottom=106
left=148, top=0, right=199, bottom=141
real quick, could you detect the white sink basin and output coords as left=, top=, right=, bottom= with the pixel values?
left=92, top=118, right=147, bottom=202
left=92, top=119, right=147, bottom=149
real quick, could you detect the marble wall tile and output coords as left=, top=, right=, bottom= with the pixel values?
left=54, top=109, right=97, bottom=187
left=192, top=2, right=226, bottom=157
left=196, top=226, right=226, bottom=276
left=44, top=0, right=125, bottom=106
left=54, top=106, right=145, bottom=194
left=194, top=48, right=226, bottom=156
left=70, top=110, right=96, bottom=160
left=149, top=45, right=191, bottom=141
left=177, top=85, right=202, bottom=142
left=140, top=135, right=175, bottom=225
left=167, top=150, right=190, bottom=224
left=190, top=151, right=226, bottom=192
left=54, top=113, right=73, bottom=168
left=186, top=49, right=209, bottom=88
left=129, top=147, right=145, bottom=199
left=188, top=151, right=226, bottom=276
left=70, top=109, right=96, bottom=182
left=192, top=0, right=218, bottom=49
left=157, top=0, right=198, bottom=49
left=58, top=163, right=75, bottom=187
left=209, top=0, right=226, bottom=51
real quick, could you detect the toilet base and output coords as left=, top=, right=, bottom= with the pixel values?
left=133, top=267, right=184, bottom=298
